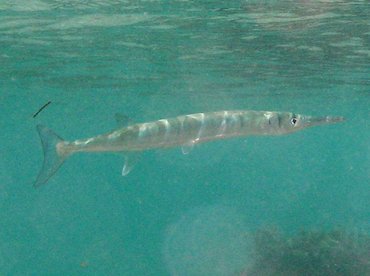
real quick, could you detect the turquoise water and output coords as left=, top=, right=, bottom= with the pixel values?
left=1, top=0, right=369, bottom=275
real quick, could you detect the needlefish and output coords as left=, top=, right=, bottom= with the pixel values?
left=34, top=110, right=344, bottom=187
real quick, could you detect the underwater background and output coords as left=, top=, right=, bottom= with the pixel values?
left=0, top=0, right=369, bottom=275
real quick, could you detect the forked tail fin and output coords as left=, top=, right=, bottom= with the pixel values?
left=34, top=125, right=70, bottom=188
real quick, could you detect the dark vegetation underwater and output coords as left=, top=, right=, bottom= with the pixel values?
left=246, top=228, right=370, bottom=276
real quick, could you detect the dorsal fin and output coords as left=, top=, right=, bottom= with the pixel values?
left=115, top=113, right=131, bottom=127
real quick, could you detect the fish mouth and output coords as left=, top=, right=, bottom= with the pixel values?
left=305, top=116, right=345, bottom=127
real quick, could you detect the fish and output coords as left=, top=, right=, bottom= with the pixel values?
left=34, top=110, right=344, bottom=187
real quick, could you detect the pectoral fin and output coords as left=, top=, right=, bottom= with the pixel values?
left=122, top=152, right=141, bottom=176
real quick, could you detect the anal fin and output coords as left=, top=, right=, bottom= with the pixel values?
left=122, top=152, right=141, bottom=176
left=181, top=140, right=195, bottom=155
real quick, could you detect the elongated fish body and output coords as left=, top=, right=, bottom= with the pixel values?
left=35, top=110, right=344, bottom=187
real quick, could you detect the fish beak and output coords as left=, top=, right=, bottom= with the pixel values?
left=305, top=116, right=345, bottom=127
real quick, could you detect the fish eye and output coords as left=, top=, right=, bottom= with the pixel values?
left=291, top=117, right=298, bottom=125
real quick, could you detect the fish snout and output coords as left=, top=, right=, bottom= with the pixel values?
left=325, top=116, right=345, bottom=123
left=305, top=116, right=345, bottom=127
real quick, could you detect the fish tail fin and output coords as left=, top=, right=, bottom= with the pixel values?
left=34, top=125, right=71, bottom=188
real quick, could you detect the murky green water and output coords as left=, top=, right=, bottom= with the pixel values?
left=0, top=1, right=369, bottom=275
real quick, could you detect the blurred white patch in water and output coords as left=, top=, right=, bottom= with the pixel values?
left=48, top=13, right=152, bottom=30
left=162, top=205, right=253, bottom=276
left=0, top=0, right=51, bottom=11
left=0, top=0, right=134, bottom=11
left=0, top=159, right=10, bottom=208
